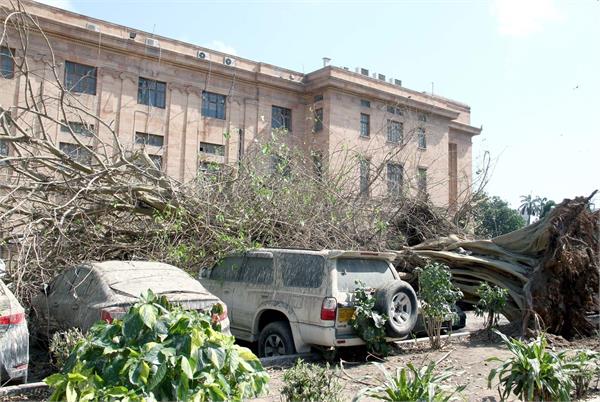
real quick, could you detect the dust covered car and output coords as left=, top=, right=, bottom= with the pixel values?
left=0, top=279, right=29, bottom=384
left=31, top=261, right=229, bottom=338
left=200, top=249, right=418, bottom=357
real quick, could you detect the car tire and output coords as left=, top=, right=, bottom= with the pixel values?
left=374, top=280, right=418, bottom=338
left=258, top=321, right=296, bottom=358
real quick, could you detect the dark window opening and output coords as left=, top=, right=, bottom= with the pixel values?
left=0, top=47, right=15, bottom=79
left=199, top=142, right=224, bottom=156
left=387, top=120, right=403, bottom=143
left=61, top=121, right=95, bottom=137
left=418, top=167, right=427, bottom=193
left=64, top=61, right=97, bottom=95
left=359, top=157, right=370, bottom=196
left=387, top=163, right=403, bottom=196
left=313, top=108, right=323, bottom=132
left=360, top=113, right=370, bottom=137
left=360, top=99, right=371, bottom=108
left=272, top=106, right=292, bottom=131
left=138, top=77, right=166, bottom=108
left=135, top=132, right=164, bottom=147
left=417, top=128, right=426, bottom=149
left=201, top=91, right=226, bottom=119
left=59, top=142, right=92, bottom=164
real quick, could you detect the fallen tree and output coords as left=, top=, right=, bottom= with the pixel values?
left=395, top=192, right=600, bottom=338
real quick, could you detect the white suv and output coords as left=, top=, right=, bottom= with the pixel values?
left=199, top=249, right=418, bottom=357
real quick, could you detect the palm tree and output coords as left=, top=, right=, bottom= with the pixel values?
left=519, top=194, right=535, bottom=225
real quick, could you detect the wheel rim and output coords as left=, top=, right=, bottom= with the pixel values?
left=389, top=292, right=411, bottom=327
left=264, top=334, right=286, bottom=357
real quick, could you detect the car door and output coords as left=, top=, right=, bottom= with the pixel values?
left=45, top=269, right=78, bottom=330
left=235, top=253, right=275, bottom=332
left=202, top=256, right=243, bottom=326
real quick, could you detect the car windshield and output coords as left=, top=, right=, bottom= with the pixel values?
left=336, top=258, right=395, bottom=292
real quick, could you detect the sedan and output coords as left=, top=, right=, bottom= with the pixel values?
left=31, top=261, right=230, bottom=338
left=0, top=278, right=28, bottom=384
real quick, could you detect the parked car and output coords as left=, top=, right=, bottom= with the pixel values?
left=0, top=278, right=29, bottom=384
left=199, top=249, right=419, bottom=357
left=31, top=261, right=230, bottom=339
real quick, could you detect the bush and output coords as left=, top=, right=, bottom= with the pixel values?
left=349, top=281, right=389, bottom=356
left=415, top=263, right=463, bottom=349
left=354, top=362, right=465, bottom=401
left=475, top=282, right=508, bottom=330
left=44, top=290, right=269, bottom=401
left=565, top=349, right=600, bottom=398
left=281, top=359, right=342, bottom=402
left=49, top=328, right=85, bottom=370
left=488, top=331, right=572, bottom=401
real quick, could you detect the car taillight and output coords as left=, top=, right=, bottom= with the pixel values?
left=0, top=312, right=24, bottom=325
left=321, top=297, right=337, bottom=321
left=100, top=309, right=113, bottom=323
left=100, top=307, right=126, bottom=323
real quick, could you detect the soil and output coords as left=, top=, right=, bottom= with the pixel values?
left=254, top=312, right=600, bottom=401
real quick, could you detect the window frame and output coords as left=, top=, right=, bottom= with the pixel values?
left=360, top=99, right=371, bottom=108
left=61, top=121, right=95, bottom=137
left=387, top=120, right=403, bottom=143
left=135, top=132, right=164, bottom=147
left=137, top=77, right=167, bottom=109
left=59, top=142, right=92, bottom=165
left=271, top=105, right=292, bottom=131
left=417, top=128, right=427, bottom=149
left=0, top=139, right=8, bottom=158
left=387, top=162, right=403, bottom=196
left=199, top=142, right=225, bottom=156
left=417, top=167, right=428, bottom=193
left=359, top=157, right=370, bottom=196
left=360, top=113, right=370, bottom=138
left=0, top=47, right=15, bottom=79
left=64, top=61, right=97, bottom=95
left=201, top=91, right=226, bottom=120
left=313, top=108, right=323, bottom=133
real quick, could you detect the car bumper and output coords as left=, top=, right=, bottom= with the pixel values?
left=296, top=324, right=402, bottom=349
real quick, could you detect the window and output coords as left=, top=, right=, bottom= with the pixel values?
left=387, top=163, right=403, bottom=196
left=239, top=258, right=274, bottom=285
left=418, top=113, right=427, bottom=122
left=59, top=142, right=92, bottom=164
left=313, top=108, right=323, bottom=132
left=387, top=105, right=402, bottom=116
left=281, top=253, right=324, bottom=288
left=418, top=167, right=427, bottom=193
left=61, top=121, right=94, bottom=137
left=0, top=47, right=14, bottom=79
left=0, top=140, right=8, bottom=158
left=149, top=154, right=162, bottom=170
left=417, top=128, right=426, bottom=149
left=135, top=132, right=164, bottom=147
left=0, top=107, right=12, bottom=129
left=360, top=99, right=371, bottom=108
left=199, top=142, right=224, bottom=156
left=64, top=61, right=97, bottom=95
left=387, top=120, right=403, bottom=143
left=198, top=161, right=221, bottom=175
left=201, top=91, right=226, bottom=119
left=313, top=94, right=323, bottom=102
left=336, top=258, right=395, bottom=292
left=360, top=113, right=370, bottom=137
left=271, top=106, right=292, bottom=131
left=138, top=77, right=166, bottom=108
left=312, top=151, right=323, bottom=179
left=210, top=257, right=243, bottom=281
left=359, top=157, right=370, bottom=196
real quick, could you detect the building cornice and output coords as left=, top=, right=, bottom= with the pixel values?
left=449, top=121, right=482, bottom=136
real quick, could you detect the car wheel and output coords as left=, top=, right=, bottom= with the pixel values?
left=375, top=280, right=418, bottom=338
left=258, top=321, right=296, bottom=358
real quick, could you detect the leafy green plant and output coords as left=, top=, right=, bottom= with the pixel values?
left=488, top=331, right=573, bottom=401
left=49, top=328, right=85, bottom=370
left=349, top=281, right=389, bottom=356
left=44, top=290, right=269, bottom=401
left=415, top=263, right=463, bottom=349
left=475, top=282, right=508, bottom=330
left=564, top=349, right=600, bottom=398
left=354, top=362, right=465, bottom=401
left=281, top=359, right=342, bottom=402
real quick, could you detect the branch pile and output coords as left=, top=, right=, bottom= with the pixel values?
left=395, top=192, right=600, bottom=338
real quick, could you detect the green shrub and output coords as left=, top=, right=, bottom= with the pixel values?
left=49, top=328, right=85, bottom=370
left=488, top=331, right=572, bottom=401
left=281, top=359, right=342, bottom=402
left=475, top=282, right=508, bottom=330
left=564, top=349, right=600, bottom=398
left=44, top=290, right=269, bottom=401
left=415, top=262, right=463, bottom=349
left=349, top=281, right=389, bottom=356
left=354, top=362, right=465, bottom=401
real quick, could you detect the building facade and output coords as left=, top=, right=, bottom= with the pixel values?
left=0, top=0, right=481, bottom=208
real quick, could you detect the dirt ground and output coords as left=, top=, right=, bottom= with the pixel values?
left=255, top=312, right=600, bottom=402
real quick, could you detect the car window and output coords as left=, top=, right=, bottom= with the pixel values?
left=281, top=254, right=324, bottom=288
left=72, top=267, right=98, bottom=299
left=336, top=258, right=395, bottom=292
left=49, top=269, right=75, bottom=295
left=240, top=257, right=273, bottom=285
left=210, top=256, right=243, bottom=282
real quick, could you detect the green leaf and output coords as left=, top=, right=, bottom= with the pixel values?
left=206, top=347, right=226, bottom=369
left=181, top=356, right=194, bottom=379
left=65, top=382, right=77, bottom=402
left=139, top=304, right=158, bottom=329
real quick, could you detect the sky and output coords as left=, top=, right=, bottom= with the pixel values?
left=37, top=0, right=600, bottom=208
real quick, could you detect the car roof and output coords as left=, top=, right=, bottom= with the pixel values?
left=86, top=261, right=213, bottom=298
left=239, top=248, right=397, bottom=262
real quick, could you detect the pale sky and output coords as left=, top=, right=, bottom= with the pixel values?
left=36, top=0, right=600, bottom=208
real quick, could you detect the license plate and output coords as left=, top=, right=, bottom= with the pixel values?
left=337, top=307, right=355, bottom=323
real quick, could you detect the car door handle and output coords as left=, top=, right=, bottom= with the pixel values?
left=223, top=290, right=231, bottom=295
left=260, top=294, right=269, bottom=299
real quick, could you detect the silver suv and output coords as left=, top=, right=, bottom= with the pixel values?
left=199, top=249, right=418, bottom=357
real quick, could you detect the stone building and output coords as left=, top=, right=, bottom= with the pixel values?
left=0, top=0, right=481, bottom=208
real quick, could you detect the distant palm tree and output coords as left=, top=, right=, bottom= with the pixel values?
left=519, top=194, right=535, bottom=225
left=537, top=197, right=556, bottom=219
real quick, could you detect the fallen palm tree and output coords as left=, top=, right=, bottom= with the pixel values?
left=395, top=192, right=599, bottom=338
